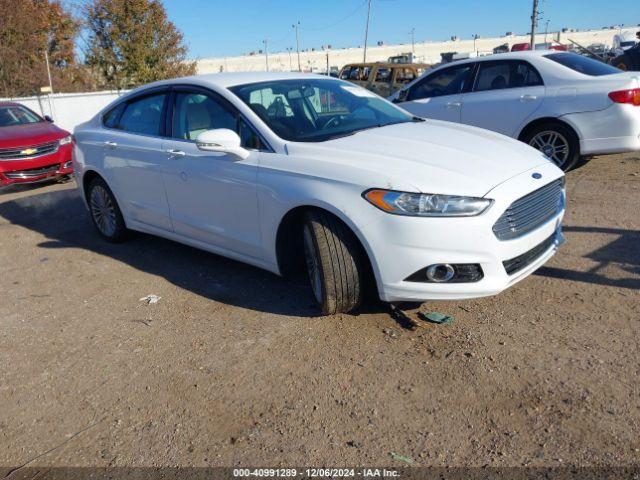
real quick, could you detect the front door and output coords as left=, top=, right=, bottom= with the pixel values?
left=161, top=89, right=263, bottom=259
left=398, top=63, right=474, bottom=123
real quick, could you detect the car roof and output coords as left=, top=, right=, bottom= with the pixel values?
left=448, top=50, right=557, bottom=66
left=135, top=71, right=332, bottom=92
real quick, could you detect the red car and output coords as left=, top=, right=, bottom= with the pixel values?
left=0, top=102, right=73, bottom=187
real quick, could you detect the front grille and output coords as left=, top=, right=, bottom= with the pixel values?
left=493, top=179, right=564, bottom=241
left=5, top=164, right=60, bottom=179
left=503, top=232, right=556, bottom=275
left=0, top=141, right=59, bottom=160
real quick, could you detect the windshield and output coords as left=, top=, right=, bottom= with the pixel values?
left=229, top=79, right=416, bottom=142
left=0, top=105, right=42, bottom=127
left=544, top=52, right=621, bottom=76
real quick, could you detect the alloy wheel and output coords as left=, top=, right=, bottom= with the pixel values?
left=90, top=185, right=117, bottom=237
left=529, top=130, right=570, bottom=168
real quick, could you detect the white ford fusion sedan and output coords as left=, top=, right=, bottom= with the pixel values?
left=73, top=72, right=565, bottom=315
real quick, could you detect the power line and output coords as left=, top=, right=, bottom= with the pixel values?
left=300, top=1, right=367, bottom=32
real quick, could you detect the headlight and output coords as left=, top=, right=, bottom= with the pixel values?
left=59, top=135, right=73, bottom=146
left=363, top=189, right=492, bottom=217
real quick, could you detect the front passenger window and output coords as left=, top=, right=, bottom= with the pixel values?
left=408, top=65, right=472, bottom=100
left=172, top=92, right=237, bottom=140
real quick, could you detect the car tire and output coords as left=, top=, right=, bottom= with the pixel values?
left=302, top=210, right=364, bottom=315
left=522, top=122, right=580, bottom=171
left=87, top=177, right=129, bottom=243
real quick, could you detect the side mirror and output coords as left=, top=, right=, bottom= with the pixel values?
left=195, top=129, right=249, bottom=160
left=44, top=115, right=54, bottom=123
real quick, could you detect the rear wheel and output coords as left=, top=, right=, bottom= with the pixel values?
left=523, top=122, right=580, bottom=171
left=302, top=210, right=364, bottom=315
left=87, top=177, right=129, bottom=242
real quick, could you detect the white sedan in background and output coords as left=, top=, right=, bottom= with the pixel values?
left=391, top=51, right=640, bottom=170
left=74, top=72, right=564, bottom=315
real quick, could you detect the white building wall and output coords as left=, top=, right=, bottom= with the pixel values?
left=0, top=90, right=128, bottom=132
left=197, top=28, right=638, bottom=73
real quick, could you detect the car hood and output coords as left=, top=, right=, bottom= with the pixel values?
left=286, top=120, right=554, bottom=198
left=0, top=122, right=68, bottom=148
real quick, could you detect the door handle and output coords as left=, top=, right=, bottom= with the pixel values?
left=166, top=149, right=186, bottom=158
left=446, top=101, right=462, bottom=109
left=520, top=94, right=538, bottom=102
left=104, top=141, right=117, bottom=148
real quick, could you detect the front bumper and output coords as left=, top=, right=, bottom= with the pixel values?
left=0, top=144, right=73, bottom=186
left=360, top=163, right=565, bottom=303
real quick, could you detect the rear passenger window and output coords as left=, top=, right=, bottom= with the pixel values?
left=119, top=93, right=167, bottom=136
left=102, top=103, right=125, bottom=128
left=474, top=61, right=543, bottom=92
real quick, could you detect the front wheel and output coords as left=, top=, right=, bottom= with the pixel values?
left=523, top=122, right=580, bottom=171
left=302, top=210, right=365, bottom=315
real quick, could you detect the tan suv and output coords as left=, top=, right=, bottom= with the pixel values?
left=338, top=62, right=430, bottom=97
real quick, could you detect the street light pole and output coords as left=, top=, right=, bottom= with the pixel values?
left=263, top=39, right=269, bottom=71
left=363, top=0, right=372, bottom=62
left=293, top=22, right=301, bottom=71
left=409, top=27, right=415, bottom=54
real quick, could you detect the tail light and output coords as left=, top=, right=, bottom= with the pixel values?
left=608, top=88, right=640, bottom=106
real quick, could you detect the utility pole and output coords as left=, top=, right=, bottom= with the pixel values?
left=409, top=27, right=415, bottom=54
left=363, top=0, right=372, bottom=62
left=530, top=0, right=539, bottom=50
left=293, top=22, right=301, bottom=71
left=263, top=39, right=269, bottom=71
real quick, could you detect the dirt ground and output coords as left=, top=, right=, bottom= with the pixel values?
left=0, top=153, right=639, bottom=473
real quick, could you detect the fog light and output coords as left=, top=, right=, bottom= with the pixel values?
left=405, top=263, right=484, bottom=283
left=63, top=161, right=72, bottom=169
left=425, top=264, right=455, bottom=283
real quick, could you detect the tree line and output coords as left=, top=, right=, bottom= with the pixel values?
left=0, top=0, right=197, bottom=98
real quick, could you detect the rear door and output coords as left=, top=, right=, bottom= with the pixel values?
left=102, top=90, right=173, bottom=231
left=398, top=63, right=474, bottom=122
left=460, top=60, right=545, bottom=137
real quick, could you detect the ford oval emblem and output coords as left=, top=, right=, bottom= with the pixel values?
left=532, top=172, right=542, bottom=179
